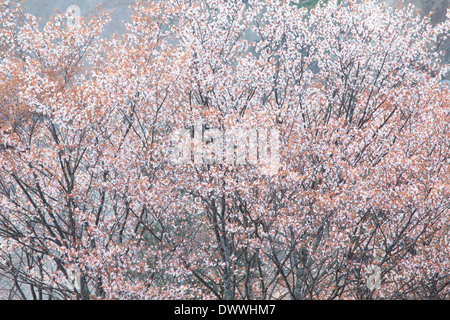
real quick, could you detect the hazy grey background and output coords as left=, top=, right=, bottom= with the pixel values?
left=21, top=0, right=133, bottom=37
left=20, top=0, right=450, bottom=35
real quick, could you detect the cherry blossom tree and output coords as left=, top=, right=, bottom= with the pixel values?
left=0, top=0, right=449, bottom=299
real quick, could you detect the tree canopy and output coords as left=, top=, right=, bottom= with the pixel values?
left=0, top=0, right=449, bottom=299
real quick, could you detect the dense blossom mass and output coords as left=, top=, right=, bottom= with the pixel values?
left=0, top=0, right=449, bottom=299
